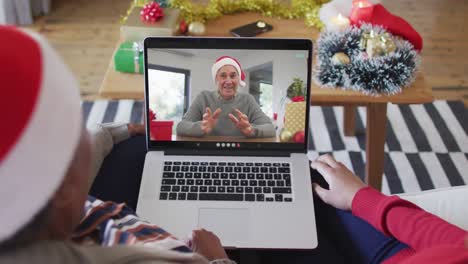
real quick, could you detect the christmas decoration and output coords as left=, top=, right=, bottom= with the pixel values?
left=293, top=131, right=305, bottom=143
left=291, top=96, right=305, bottom=102
left=319, top=0, right=380, bottom=31
left=284, top=101, right=306, bottom=134
left=134, top=0, right=169, bottom=8
left=114, top=41, right=144, bottom=74
left=188, top=21, right=206, bottom=35
left=168, top=0, right=326, bottom=28
left=287, top=77, right=306, bottom=99
left=360, top=29, right=396, bottom=57
left=140, top=2, right=164, bottom=23
left=149, top=109, right=156, bottom=120
left=328, top=13, right=350, bottom=31
left=150, top=120, right=174, bottom=141
left=349, top=3, right=422, bottom=51
left=179, top=20, right=188, bottom=34
left=121, top=1, right=172, bottom=24
left=121, top=7, right=180, bottom=41
left=349, top=0, right=373, bottom=23
left=331, top=52, right=350, bottom=65
left=280, top=129, right=293, bottom=142
left=315, top=24, right=420, bottom=95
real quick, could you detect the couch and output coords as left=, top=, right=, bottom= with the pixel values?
left=398, top=185, right=468, bottom=230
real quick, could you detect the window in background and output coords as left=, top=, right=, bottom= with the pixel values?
left=148, top=64, right=190, bottom=133
left=247, top=62, right=273, bottom=119
left=259, top=82, right=273, bottom=118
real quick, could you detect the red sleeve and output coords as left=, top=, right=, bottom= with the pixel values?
left=351, top=187, right=467, bottom=251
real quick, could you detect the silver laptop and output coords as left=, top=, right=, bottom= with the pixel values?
left=137, top=37, right=317, bottom=249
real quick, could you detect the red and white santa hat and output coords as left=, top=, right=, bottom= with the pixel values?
left=211, top=56, right=246, bottom=87
left=0, top=26, right=82, bottom=242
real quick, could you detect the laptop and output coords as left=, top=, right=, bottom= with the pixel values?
left=137, top=37, right=317, bottom=249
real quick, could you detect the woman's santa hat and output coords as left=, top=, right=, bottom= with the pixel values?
left=0, top=26, right=82, bottom=242
left=211, top=56, right=246, bottom=87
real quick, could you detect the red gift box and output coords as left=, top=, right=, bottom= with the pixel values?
left=150, top=120, right=173, bottom=141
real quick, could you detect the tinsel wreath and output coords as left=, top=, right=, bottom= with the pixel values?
left=314, top=24, right=421, bottom=95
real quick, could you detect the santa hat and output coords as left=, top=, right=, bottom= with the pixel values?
left=0, top=26, right=82, bottom=242
left=211, top=56, right=246, bottom=87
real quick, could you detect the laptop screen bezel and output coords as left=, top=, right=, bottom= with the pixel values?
left=143, top=37, right=312, bottom=154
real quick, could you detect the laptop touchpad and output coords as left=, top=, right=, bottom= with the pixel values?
left=198, top=208, right=250, bottom=243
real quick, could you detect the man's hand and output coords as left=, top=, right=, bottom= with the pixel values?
left=127, top=123, right=145, bottom=136
left=189, top=229, right=229, bottom=261
left=311, top=154, right=367, bottom=211
left=228, top=109, right=254, bottom=137
left=201, top=107, right=222, bottom=135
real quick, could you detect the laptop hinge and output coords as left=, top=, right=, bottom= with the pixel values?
left=164, top=149, right=294, bottom=157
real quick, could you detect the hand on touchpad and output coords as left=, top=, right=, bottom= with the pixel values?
left=198, top=208, right=251, bottom=245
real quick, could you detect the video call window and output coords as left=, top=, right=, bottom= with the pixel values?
left=147, top=49, right=309, bottom=144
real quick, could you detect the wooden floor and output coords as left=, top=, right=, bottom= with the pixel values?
left=28, top=0, right=468, bottom=106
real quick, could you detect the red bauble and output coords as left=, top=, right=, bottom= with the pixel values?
left=179, top=20, right=188, bottom=34
left=140, top=2, right=164, bottom=23
left=293, top=131, right=305, bottom=143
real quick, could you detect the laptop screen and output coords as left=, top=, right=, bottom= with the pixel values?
left=144, top=38, right=312, bottom=153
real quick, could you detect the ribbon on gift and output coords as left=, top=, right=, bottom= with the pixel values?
left=292, top=96, right=305, bottom=102
left=132, top=41, right=143, bottom=73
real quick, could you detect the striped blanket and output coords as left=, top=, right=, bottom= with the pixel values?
left=82, top=100, right=468, bottom=195
left=72, top=195, right=191, bottom=252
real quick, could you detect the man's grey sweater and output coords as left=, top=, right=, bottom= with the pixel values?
left=176, top=91, right=275, bottom=138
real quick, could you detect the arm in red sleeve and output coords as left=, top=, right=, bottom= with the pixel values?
left=352, top=187, right=467, bottom=251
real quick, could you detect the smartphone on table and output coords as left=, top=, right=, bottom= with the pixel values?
left=230, top=20, right=273, bottom=37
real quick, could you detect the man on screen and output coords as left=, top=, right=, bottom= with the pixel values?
left=176, top=56, right=275, bottom=138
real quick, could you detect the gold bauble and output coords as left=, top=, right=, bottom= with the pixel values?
left=188, top=22, right=206, bottom=36
left=360, top=30, right=397, bottom=58
left=280, top=130, right=293, bottom=142
left=331, top=52, right=350, bottom=65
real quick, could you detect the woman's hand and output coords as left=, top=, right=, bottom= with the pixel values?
left=189, top=228, right=229, bottom=261
left=201, top=107, right=222, bottom=135
left=311, top=154, right=367, bottom=211
left=229, top=109, right=254, bottom=137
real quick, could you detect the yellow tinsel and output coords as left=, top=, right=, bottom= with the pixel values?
left=122, top=0, right=327, bottom=28
left=134, top=0, right=151, bottom=6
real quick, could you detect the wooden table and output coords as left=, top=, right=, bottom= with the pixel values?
left=99, top=13, right=433, bottom=190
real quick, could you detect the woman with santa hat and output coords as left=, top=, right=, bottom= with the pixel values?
left=176, top=56, right=275, bottom=138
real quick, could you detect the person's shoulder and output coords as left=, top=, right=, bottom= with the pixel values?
left=75, top=243, right=207, bottom=263
left=0, top=241, right=88, bottom=264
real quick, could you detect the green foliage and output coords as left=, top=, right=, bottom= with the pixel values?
left=287, top=77, right=306, bottom=99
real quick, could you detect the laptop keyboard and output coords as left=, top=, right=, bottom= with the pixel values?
left=159, top=161, right=293, bottom=202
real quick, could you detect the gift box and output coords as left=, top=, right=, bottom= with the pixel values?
left=121, top=7, right=180, bottom=42
left=284, top=102, right=306, bottom=134
left=114, top=42, right=144, bottom=74
left=150, top=120, right=174, bottom=141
